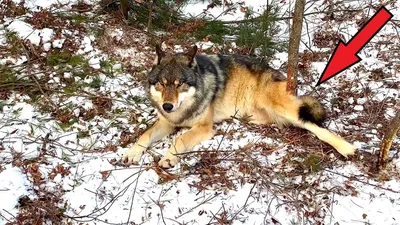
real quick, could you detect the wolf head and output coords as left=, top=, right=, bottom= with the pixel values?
left=147, top=45, right=199, bottom=113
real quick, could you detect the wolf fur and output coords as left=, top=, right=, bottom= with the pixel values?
left=123, top=45, right=356, bottom=168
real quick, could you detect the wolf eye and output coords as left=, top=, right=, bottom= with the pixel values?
left=177, top=81, right=184, bottom=87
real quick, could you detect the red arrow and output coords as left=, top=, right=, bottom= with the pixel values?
left=316, top=6, right=393, bottom=86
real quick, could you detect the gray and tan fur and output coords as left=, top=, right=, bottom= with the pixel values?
left=123, top=45, right=356, bottom=168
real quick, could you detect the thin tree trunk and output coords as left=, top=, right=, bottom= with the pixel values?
left=287, top=0, right=306, bottom=95
left=377, top=111, right=400, bottom=171
left=120, top=0, right=128, bottom=20
left=148, top=0, right=154, bottom=33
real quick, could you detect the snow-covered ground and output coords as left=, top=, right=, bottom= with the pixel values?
left=0, top=0, right=399, bottom=224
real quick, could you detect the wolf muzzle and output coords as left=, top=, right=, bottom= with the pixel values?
left=162, top=102, right=174, bottom=113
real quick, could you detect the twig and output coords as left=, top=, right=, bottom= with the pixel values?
left=0, top=212, right=11, bottom=222
left=218, top=9, right=363, bottom=24
left=40, top=133, right=51, bottom=157
left=324, top=169, right=400, bottom=193
left=126, top=162, right=144, bottom=224
left=208, top=205, right=223, bottom=224
left=67, top=168, right=145, bottom=221
left=147, top=191, right=167, bottom=225
left=175, top=192, right=221, bottom=219
left=211, top=2, right=241, bottom=21
left=158, top=188, right=167, bottom=225
left=165, top=217, right=184, bottom=225
left=29, top=74, right=57, bottom=110
left=230, top=182, right=257, bottom=221
left=2, top=209, right=16, bottom=220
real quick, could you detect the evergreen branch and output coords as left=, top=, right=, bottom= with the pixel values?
left=216, top=8, right=364, bottom=24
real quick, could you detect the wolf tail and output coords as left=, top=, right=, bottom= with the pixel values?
left=265, top=90, right=355, bottom=157
left=298, top=96, right=326, bottom=126
left=291, top=96, right=355, bottom=157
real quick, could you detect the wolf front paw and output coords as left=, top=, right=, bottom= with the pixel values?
left=158, top=154, right=179, bottom=169
left=336, top=141, right=357, bottom=158
left=122, top=144, right=146, bottom=164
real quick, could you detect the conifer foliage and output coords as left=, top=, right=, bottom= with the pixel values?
left=101, top=0, right=286, bottom=57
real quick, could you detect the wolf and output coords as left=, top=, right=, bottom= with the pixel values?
left=123, top=45, right=356, bottom=168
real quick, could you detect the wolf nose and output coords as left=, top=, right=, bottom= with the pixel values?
left=162, top=103, right=174, bottom=112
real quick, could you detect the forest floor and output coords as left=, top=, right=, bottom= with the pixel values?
left=0, top=0, right=399, bottom=224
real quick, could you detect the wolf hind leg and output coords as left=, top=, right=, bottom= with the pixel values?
left=264, top=95, right=356, bottom=157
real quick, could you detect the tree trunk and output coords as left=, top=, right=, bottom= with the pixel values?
left=286, top=0, right=306, bottom=95
left=120, top=0, right=129, bottom=20
left=377, top=111, right=400, bottom=171
left=148, top=0, right=154, bottom=33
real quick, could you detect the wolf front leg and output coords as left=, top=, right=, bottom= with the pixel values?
left=123, top=118, right=175, bottom=164
left=159, top=123, right=214, bottom=168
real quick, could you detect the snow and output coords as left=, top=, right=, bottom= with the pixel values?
left=6, top=20, right=54, bottom=46
left=79, top=36, right=94, bottom=53
left=89, top=57, right=101, bottom=69
left=52, top=39, right=64, bottom=48
left=13, top=0, right=79, bottom=10
left=385, top=108, right=396, bottom=119
left=43, top=42, right=51, bottom=51
left=0, top=166, right=31, bottom=217
left=354, top=105, right=364, bottom=111
left=196, top=41, right=214, bottom=50
left=1, top=0, right=400, bottom=224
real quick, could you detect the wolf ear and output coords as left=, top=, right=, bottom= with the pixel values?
left=185, top=45, right=198, bottom=66
left=154, top=44, right=165, bottom=65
